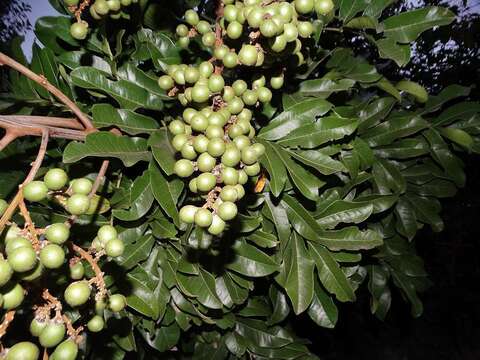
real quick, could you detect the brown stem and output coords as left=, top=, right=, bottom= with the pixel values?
left=0, top=311, right=15, bottom=340
left=2, top=115, right=84, bottom=130
left=0, top=131, right=17, bottom=151
left=71, top=244, right=107, bottom=299
left=0, top=52, right=94, bottom=130
left=18, top=199, right=40, bottom=251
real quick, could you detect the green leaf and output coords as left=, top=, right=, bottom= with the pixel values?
left=374, top=137, right=430, bottom=159
left=134, top=29, right=181, bottom=70
left=372, top=159, right=406, bottom=194
left=422, top=85, right=471, bottom=114
left=277, top=116, right=358, bottom=149
left=382, top=6, right=455, bottom=43
left=256, top=139, right=287, bottom=197
left=71, top=67, right=164, bottom=110
left=176, top=269, right=223, bottom=310
left=116, top=235, right=155, bottom=270
left=308, top=242, right=356, bottom=302
left=226, top=240, right=278, bottom=277
left=267, top=286, right=290, bottom=326
left=263, top=193, right=291, bottom=248
left=149, top=162, right=182, bottom=226
left=259, top=98, right=332, bottom=140
left=235, top=319, right=292, bottom=348
left=396, top=80, right=429, bottom=103
left=299, top=78, right=356, bottom=98
left=405, top=194, right=443, bottom=232
left=363, top=115, right=429, bottom=147
left=35, top=16, right=79, bottom=53
left=92, top=104, right=159, bottom=135
left=313, top=227, right=383, bottom=251
left=63, top=132, right=150, bottom=167
left=358, top=97, right=397, bottom=133
left=113, top=171, right=154, bottom=221
left=282, top=233, right=315, bottom=314
left=307, top=280, right=338, bottom=328
left=316, top=200, right=374, bottom=228
left=345, top=16, right=378, bottom=30
left=389, top=267, right=424, bottom=317
left=126, top=266, right=158, bottom=318
left=338, top=0, right=368, bottom=22
left=288, top=149, right=347, bottom=175
left=117, top=63, right=169, bottom=100
left=394, top=197, right=418, bottom=240
left=281, top=195, right=322, bottom=241
left=248, top=230, right=279, bottom=248
left=148, top=129, right=177, bottom=176
left=367, top=265, right=391, bottom=320
left=375, top=38, right=411, bottom=67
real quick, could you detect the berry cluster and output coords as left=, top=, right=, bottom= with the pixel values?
left=0, top=169, right=126, bottom=359
left=66, top=0, right=136, bottom=40
left=159, top=0, right=335, bottom=236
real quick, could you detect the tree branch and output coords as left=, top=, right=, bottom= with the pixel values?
left=0, top=52, right=94, bottom=130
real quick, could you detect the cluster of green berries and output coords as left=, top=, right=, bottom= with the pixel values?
left=66, top=0, right=136, bottom=40
left=91, top=224, right=125, bottom=258
left=23, top=168, right=94, bottom=216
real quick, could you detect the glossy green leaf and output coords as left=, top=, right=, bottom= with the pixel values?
left=316, top=200, right=374, bottom=228
left=116, top=235, right=155, bottom=270
left=226, top=240, right=278, bottom=277
left=113, top=171, right=154, bottom=221
left=288, top=149, right=347, bottom=175
left=92, top=104, right=159, bottom=135
left=257, top=139, right=287, bottom=197
left=176, top=269, right=223, bottom=310
left=363, top=115, right=429, bottom=147
left=299, top=78, right=356, bottom=98
left=149, top=162, right=182, bottom=226
left=375, top=38, right=411, bottom=67
left=307, top=280, right=338, bottom=328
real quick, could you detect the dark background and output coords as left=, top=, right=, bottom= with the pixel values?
left=1, top=1, right=479, bottom=359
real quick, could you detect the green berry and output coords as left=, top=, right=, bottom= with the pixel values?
left=238, top=44, right=258, bottom=66
left=196, top=20, right=211, bottom=34
left=194, top=208, right=213, bottom=227
left=70, top=21, right=89, bottom=40
left=244, top=162, right=261, bottom=176
left=50, top=339, right=78, bottom=360
left=172, top=134, right=188, bottom=151
left=105, top=238, right=125, bottom=257
left=192, top=84, right=211, bottom=103
left=69, top=261, right=85, bottom=280
left=315, top=0, right=334, bottom=15
left=241, top=146, right=259, bottom=165
left=218, top=201, right=238, bottom=221
left=40, top=244, right=65, bottom=269
left=45, top=223, right=70, bottom=244
left=232, top=80, right=247, bottom=96
left=66, top=194, right=90, bottom=215
left=297, top=21, right=314, bottom=38
left=23, top=181, right=48, bottom=202
left=221, top=147, right=241, bottom=167
left=197, top=153, right=217, bottom=172
left=169, top=119, right=186, bottom=135
left=64, top=280, right=91, bottom=307
left=93, top=0, right=110, bottom=15
left=179, top=205, right=198, bottom=224
left=295, top=0, right=315, bottom=14
left=174, top=159, right=195, bottom=178
left=30, top=318, right=47, bottom=337
left=223, top=52, right=238, bottom=68
left=191, top=113, right=209, bottom=132
left=0, top=260, right=13, bottom=286
left=71, top=178, right=93, bottom=195
left=208, top=74, right=225, bottom=93
left=44, top=168, right=68, bottom=191
left=106, top=0, right=121, bottom=11
left=87, top=315, right=105, bottom=332
left=39, top=322, right=66, bottom=348
left=227, top=21, right=243, bottom=39
left=221, top=167, right=239, bottom=185
left=207, top=138, right=226, bottom=157
left=208, top=215, right=226, bottom=235
left=2, top=283, right=24, bottom=309
left=202, top=32, right=216, bottom=47
left=196, top=173, right=217, bottom=192
left=8, top=246, right=37, bottom=273
left=5, top=342, right=39, bottom=360
left=193, top=135, right=210, bottom=153
left=220, top=185, right=238, bottom=202
left=199, top=61, right=214, bottom=77
left=6, top=237, right=31, bottom=255
left=109, top=294, right=127, bottom=312
left=158, top=75, right=174, bottom=90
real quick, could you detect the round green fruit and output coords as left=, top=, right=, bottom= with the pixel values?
left=93, top=0, right=110, bottom=15
left=158, top=75, right=174, bottom=90
left=45, top=223, right=70, bottom=244
left=197, top=153, right=217, bottom=172
left=69, top=261, right=85, bottom=280
left=208, top=74, right=225, bottom=93
left=176, top=24, right=189, bottom=37
left=221, top=167, right=239, bottom=185
left=223, top=52, right=238, bottom=68
left=208, top=215, right=226, bottom=235
left=0, top=199, right=7, bottom=216
left=40, top=244, right=65, bottom=269
left=174, top=159, right=195, bottom=178
left=105, top=238, right=125, bottom=257
left=64, top=280, right=91, bottom=307
left=181, top=143, right=197, bottom=160
left=23, top=181, right=48, bottom=202
left=30, top=318, right=47, bottom=337
left=5, top=342, right=39, bottom=360
left=196, top=173, right=217, bottom=192
left=295, top=0, right=315, bottom=14
left=18, top=262, right=44, bottom=282
left=70, top=21, right=89, bottom=40
left=191, top=84, right=211, bottom=103
left=315, top=0, right=335, bottom=15
left=220, top=185, right=238, bottom=202
left=2, top=283, right=25, bottom=309
left=50, top=339, right=78, bottom=360
left=221, top=147, right=241, bottom=167
left=87, top=315, right=105, bottom=332
left=109, top=294, right=127, bottom=312
left=218, top=201, right=238, bottom=221
left=8, top=246, right=37, bottom=273
left=194, top=208, right=213, bottom=227
left=39, top=322, right=66, bottom=348
left=106, top=0, right=121, bottom=11
left=0, top=260, right=13, bottom=286
left=66, top=194, right=90, bottom=215
left=241, top=146, right=259, bottom=165
left=244, top=162, right=261, bottom=176
left=179, top=205, right=198, bottom=224
left=207, top=138, right=226, bottom=157
left=97, top=224, right=117, bottom=243
left=71, top=178, right=93, bottom=195
left=193, top=135, right=210, bottom=153
left=44, top=168, right=68, bottom=191
left=6, top=237, right=31, bottom=255
left=238, top=44, right=258, bottom=66
left=172, top=134, right=188, bottom=151
left=227, top=21, right=243, bottom=39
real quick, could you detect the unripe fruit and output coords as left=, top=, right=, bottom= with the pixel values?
left=109, top=294, right=127, bottom=312
left=45, top=223, right=70, bottom=244
left=238, top=170, right=248, bottom=185
left=172, top=134, right=188, bottom=151
left=181, top=143, right=197, bottom=160
left=237, top=108, right=253, bottom=122
left=189, top=178, right=198, bottom=193
left=66, top=194, right=90, bottom=215
left=207, top=138, right=226, bottom=157
left=297, top=21, right=314, bottom=38
left=70, top=21, right=89, bottom=40
left=197, top=153, right=216, bottom=172
left=238, top=44, right=258, bottom=66
left=8, top=246, right=37, bottom=273
left=244, top=162, right=261, bottom=176
left=251, top=143, right=266, bottom=157
left=221, top=147, right=241, bottom=167
left=234, top=184, right=246, bottom=199
left=315, top=0, right=335, bottom=15
left=193, top=135, right=210, bottom=153
left=223, top=52, right=238, bottom=68
left=247, top=7, right=264, bottom=28
left=214, top=45, right=229, bottom=60
left=196, top=173, right=217, bottom=192
left=208, top=215, right=226, bottom=235
left=0, top=260, right=13, bottom=286
left=283, top=23, right=299, bottom=42
left=228, top=124, right=244, bottom=139
left=174, top=159, right=194, bottom=178
left=95, top=298, right=107, bottom=314
left=202, top=32, right=216, bottom=47
left=172, top=69, right=186, bottom=85
left=121, top=0, right=131, bottom=5
left=223, top=86, right=236, bottom=102
left=158, top=75, right=174, bottom=90
left=260, top=19, right=279, bottom=37
left=227, top=97, right=244, bottom=114
left=2, top=283, right=24, bottom=309
left=194, top=208, right=213, bottom=227
left=179, top=205, right=198, bottom=223
left=105, top=238, right=125, bottom=257
left=184, top=67, right=200, bottom=84
left=220, top=185, right=238, bottom=202
left=5, top=342, right=39, bottom=360
left=44, top=168, right=68, bottom=190
left=227, top=21, right=243, bottom=39
left=64, top=280, right=91, bottom=307
left=39, top=322, right=66, bottom=348
left=169, top=119, right=186, bottom=135
left=191, top=113, right=209, bottom=132
left=271, top=34, right=287, bottom=52
left=224, top=4, right=238, bottom=21
left=176, top=24, right=189, bottom=37
left=69, top=261, right=85, bottom=280
left=205, top=125, right=224, bottom=139
left=18, top=262, right=43, bottom=282
left=185, top=9, right=199, bottom=25
left=40, top=244, right=65, bottom=269
left=295, top=0, right=315, bottom=14
left=30, top=318, right=47, bottom=337
left=241, top=146, right=259, bottom=165
left=218, top=201, right=238, bottom=221
left=233, top=135, right=251, bottom=151
left=94, top=0, right=110, bottom=15
left=0, top=199, right=6, bottom=215
left=257, top=87, right=273, bottom=103
left=208, top=112, right=227, bottom=127
left=196, top=20, right=211, bottom=34
left=23, top=181, right=48, bottom=202
left=242, top=89, right=258, bottom=106
left=270, top=74, right=285, bottom=89
left=233, top=80, right=248, bottom=96
left=87, top=315, right=105, bottom=332
left=199, top=61, right=214, bottom=77
left=50, top=339, right=78, bottom=360
left=221, top=167, right=239, bottom=185
left=106, top=0, right=121, bottom=11
left=208, top=74, right=225, bottom=93
left=71, top=178, right=93, bottom=195
left=192, top=84, right=210, bottom=103
left=6, top=237, right=31, bottom=255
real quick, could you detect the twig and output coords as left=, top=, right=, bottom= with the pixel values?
left=1, top=115, right=84, bottom=130
left=71, top=244, right=107, bottom=299
left=18, top=199, right=40, bottom=251
left=0, top=131, right=49, bottom=233
left=0, top=52, right=94, bottom=130
left=0, top=311, right=15, bottom=340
